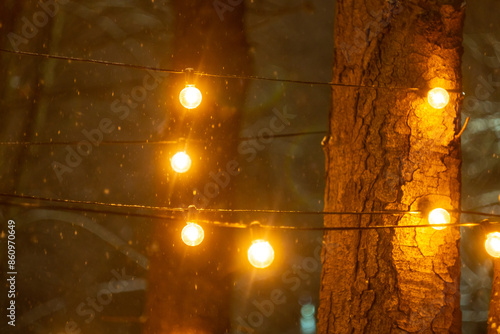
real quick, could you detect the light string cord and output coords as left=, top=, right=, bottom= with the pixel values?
left=0, top=48, right=462, bottom=93
left=0, top=130, right=328, bottom=146
left=1, top=193, right=499, bottom=231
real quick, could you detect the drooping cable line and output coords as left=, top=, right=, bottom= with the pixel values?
left=0, top=193, right=184, bottom=213
left=0, top=48, right=184, bottom=75
left=0, top=199, right=179, bottom=221
left=0, top=48, right=462, bottom=93
left=1, top=196, right=497, bottom=233
left=0, top=130, right=328, bottom=146
left=2, top=194, right=499, bottom=268
left=2, top=193, right=500, bottom=220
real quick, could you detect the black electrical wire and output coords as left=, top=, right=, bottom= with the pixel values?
left=0, top=193, right=184, bottom=213
left=197, top=207, right=423, bottom=215
left=1, top=193, right=499, bottom=231
left=0, top=200, right=178, bottom=221
left=0, top=130, right=328, bottom=147
left=0, top=48, right=183, bottom=75
left=0, top=48, right=462, bottom=93
left=0, top=200, right=495, bottom=231
left=263, top=221, right=494, bottom=231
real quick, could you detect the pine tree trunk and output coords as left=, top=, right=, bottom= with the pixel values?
left=488, top=259, right=500, bottom=333
left=142, top=2, right=251, bottom=334
left=319, top=1, right=464, bottom=333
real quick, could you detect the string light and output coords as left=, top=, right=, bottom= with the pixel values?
left=179, top=85, right=202, bottom=109
left=485, top=232, right=500, bottom=258
left=181, top=222, right=205, bottom=247
left=428, top=208, right=451, bottom=230
left=179, top=68, right=202, bottom=109
left=248, top=240, right=275, bottom=268
left=171, top=151, right=192, bottom=173
left=427, top=87, right=450, bottom=109
left=0, top=37, right=493, bottom=276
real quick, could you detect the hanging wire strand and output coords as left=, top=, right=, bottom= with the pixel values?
left=0, top=199, right=496, bottom=231
left=262, top=221, right=495, bottom=231
left=0, top=200, right=178, bottom=221
left=0, top=48, right=184, bottom=75
left=238, top=130, right=327, bottom=141
left=192, top=219, right=489, bottom=230
left=0, top=193, right=185, bottom=213
left=1, top=194, right=500, bottom=232
left=196, top=207, right=423, bottom=215
left=196, top=71, right=450, bottom=92
left=197, top=208, right=500, bottom=218
left=0, top=130, right=327, bottom=147
left=460, top=210, right=500, bottom=217
left=0, top=48, right=462, bottom=93
left=0, top=140, right=179, bottom=146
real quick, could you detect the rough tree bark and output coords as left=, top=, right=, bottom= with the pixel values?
left=319, top=1, right=464, bottom=333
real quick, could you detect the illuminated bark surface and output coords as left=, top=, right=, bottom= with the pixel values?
left=319, top=1, right=464, bottom=333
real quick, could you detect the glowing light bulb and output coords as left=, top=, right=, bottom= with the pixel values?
left=179, top=85, right=202, bottom=109
left=428, top=208, right=451, bottom=230
left=171, top=151, right=191, bottom=173
left=248, top=240, right=274, bottom=269
left=427, top=87, right=449, bottom=109
left=485, top=232, right=500, bottom=258
left=181, top=222, right=204, bottom=246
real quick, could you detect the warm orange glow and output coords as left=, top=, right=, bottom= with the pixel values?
left=248, top=240, right=274, bottom=268
left=485, top=232, right=500, bottom=258
left=171, top=151, right=191, bottom=173
left=181, top=222, right=204, bottom=247
left=179, top=85, right=202, bottom=109
left=428, top=208, right=451, bottom=230
left=427, top=87, right=449, bottom=109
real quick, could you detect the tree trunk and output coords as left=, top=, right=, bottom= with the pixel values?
left=142, top=2, right=251, bottom=334
left=319, top=1, right=464, bottom=333
left=489, top=259, right=500, bottom=333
